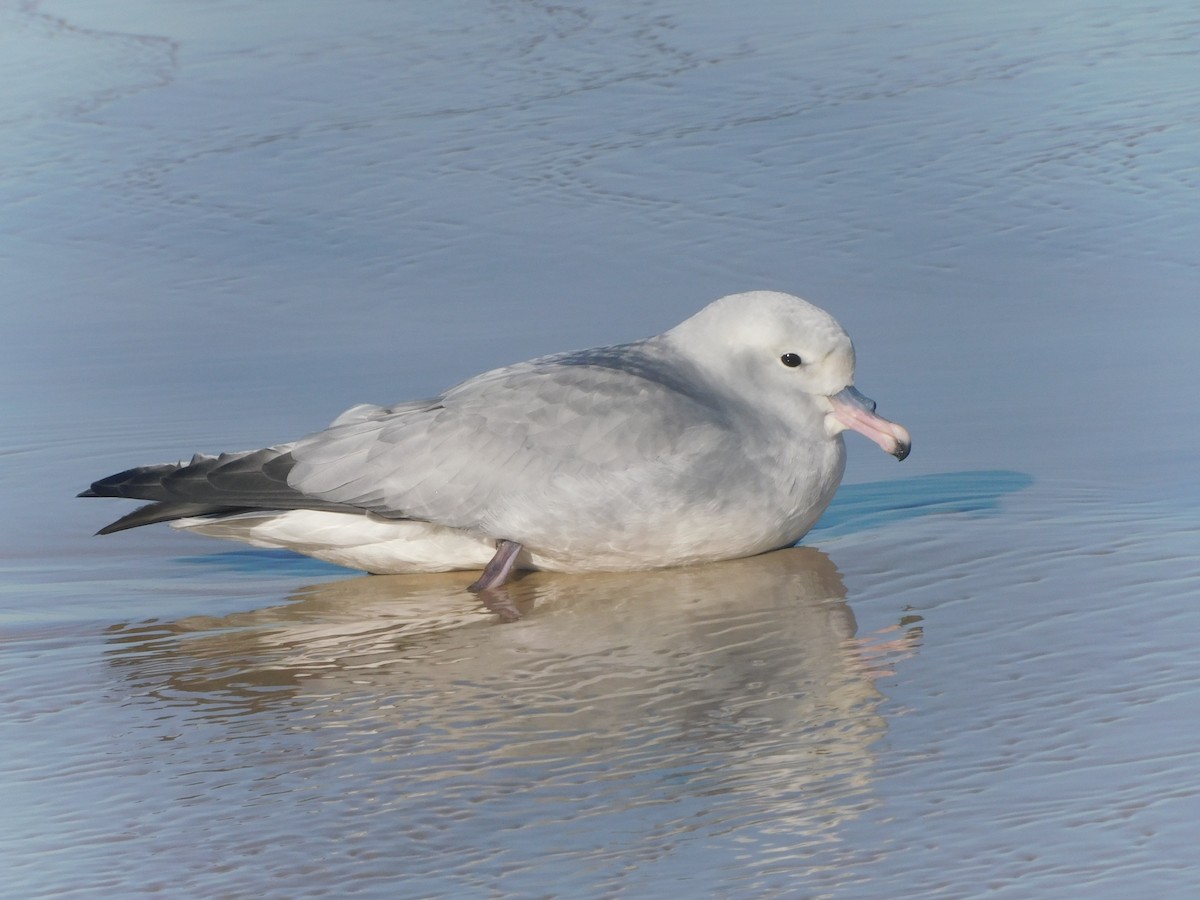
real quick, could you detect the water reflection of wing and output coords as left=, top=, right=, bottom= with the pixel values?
left=107, top=548, right=919, bottom=845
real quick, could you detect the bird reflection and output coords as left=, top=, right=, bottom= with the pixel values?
left=106, top=548, right=921, bottom=850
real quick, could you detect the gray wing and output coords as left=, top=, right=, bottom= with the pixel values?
left=287, top=345, right=750, bottom=532
left=80, top=447, right=359, bottom=534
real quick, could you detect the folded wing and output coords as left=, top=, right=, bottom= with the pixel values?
left=287, top=346, right=744, bottom=534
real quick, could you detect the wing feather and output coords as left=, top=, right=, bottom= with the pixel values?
left=287, top=344, right=749, bottom=535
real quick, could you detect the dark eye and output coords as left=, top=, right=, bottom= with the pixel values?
left=780, top=353, right=803, bottom=368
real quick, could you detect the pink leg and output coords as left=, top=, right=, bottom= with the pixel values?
left=468, top=539, right=523, bottom=593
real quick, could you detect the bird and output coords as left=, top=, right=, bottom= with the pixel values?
left=80, top=291, right=911, bottom=591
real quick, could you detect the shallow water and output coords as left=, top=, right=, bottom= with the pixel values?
left=3, top=0, right=1199, bottom=896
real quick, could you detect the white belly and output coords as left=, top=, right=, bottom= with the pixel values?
left=173, top=510, right=501, bottom=575
left=170, top=502, right=821, bottom=576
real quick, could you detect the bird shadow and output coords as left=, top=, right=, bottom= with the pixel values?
left=809, top=469, right=1033, bottom=539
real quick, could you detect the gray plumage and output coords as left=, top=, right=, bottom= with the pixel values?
left=81, top=292, right=910, bottom=577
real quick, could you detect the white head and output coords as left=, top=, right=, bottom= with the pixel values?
left=665, top=291, right=910, bottom=459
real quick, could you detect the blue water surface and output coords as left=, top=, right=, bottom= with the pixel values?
left=3, top=1, right=1198, bottom=896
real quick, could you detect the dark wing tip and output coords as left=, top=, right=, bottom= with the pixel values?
left=92, top=503, right=164, bottom=535
left=91, top=501, right=250, bottom=535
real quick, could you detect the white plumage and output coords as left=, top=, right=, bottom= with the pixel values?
left=84, top=291, right=911, bottom=583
